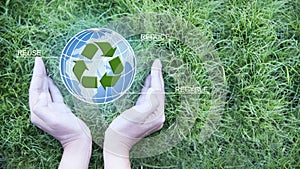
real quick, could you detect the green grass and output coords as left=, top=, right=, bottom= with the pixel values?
left=1, top=0, right=299, bottom=168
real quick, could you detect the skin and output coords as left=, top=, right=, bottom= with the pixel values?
left=104, top=59, right=165, bottom=169
left=29, top=57, right=165, bottom=169
left=29, top=57, right=92, bottom=169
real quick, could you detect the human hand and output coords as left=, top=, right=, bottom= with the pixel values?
left=104, top=59, right=165, bottom=159
left=29, top=57, right=91, bottom=146
left=29, top=57, right=91, bottom=169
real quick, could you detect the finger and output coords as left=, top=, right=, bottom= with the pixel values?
left=136, top=75, right=151, bottom=105
left=44, top=77, right=52, bottom=103
left=137, top=88, right=159, bottom=114
left=159, top=61, right=165, bottom=91
left=48, top=77, right=64, bottom=103
left=37, top=92, right=49, bottom=107
left=29, top=57, right=47, bottom=109
left=122, top=89, right=159, bottom=123
left=150, top=59, right=163, bottom=91
left=144, top=92, right=165, bottom=124
left=32, top=92, right=53, bottom=122
left=157, top=82, right=165, bottom=108
left=141, top=75, right=151, bottom=94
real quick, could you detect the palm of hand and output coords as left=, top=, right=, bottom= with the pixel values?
left=33, top=102, right=89, bottom=146
left=108, top=59, right=165, bottom=140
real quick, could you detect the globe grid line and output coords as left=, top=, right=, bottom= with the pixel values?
left=62, top=31, right=90, bottom=96
left=64, top=30, right=92, bottom=96
left=60, top=28, right=136, bottom=104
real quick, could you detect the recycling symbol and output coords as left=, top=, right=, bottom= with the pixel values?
left=72, top=42, right=124, bottom=89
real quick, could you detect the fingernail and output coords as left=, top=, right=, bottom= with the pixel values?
left=33, top=57, right=46, bottom=75
left=35, top=57, right=42, bottom=62
left=151, top=59, right=162, bottom=70
left=34, top=57, right=42, bottom=68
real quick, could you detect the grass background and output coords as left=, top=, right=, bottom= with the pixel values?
left=0, top=0, right=299, bottom=168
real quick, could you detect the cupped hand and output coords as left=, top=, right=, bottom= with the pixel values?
left=104, top=59, right=165, bottom=158
left=29, top=57, right=91, bottom=147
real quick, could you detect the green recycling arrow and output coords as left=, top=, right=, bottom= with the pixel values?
left=81, top=43, right=98, bottom=59
left=82, top=76, right=98, bottom=88
left=95, top=42, right=116, bottom=57
left=109, top=57, right=124, bottom=74
left=72, top=41, right=124, bottom=89
left=73, top=60, right=88, bottom=81
left=100, top=73, right=121, bottom=88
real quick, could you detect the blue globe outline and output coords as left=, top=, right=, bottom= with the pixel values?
left=59, top=28, right=136, bottom=104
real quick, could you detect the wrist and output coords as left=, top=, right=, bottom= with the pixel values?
left=63, top=136, right=92, bottom=150
left=104, top=127, right=140, bottom=158
left=59, top=137, right=92, bottom=169
left=61, top=119, right=92, bottom=148
left=103, top=149, right=131, bottom=169
left=103, top=128, right=134, bottom=169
